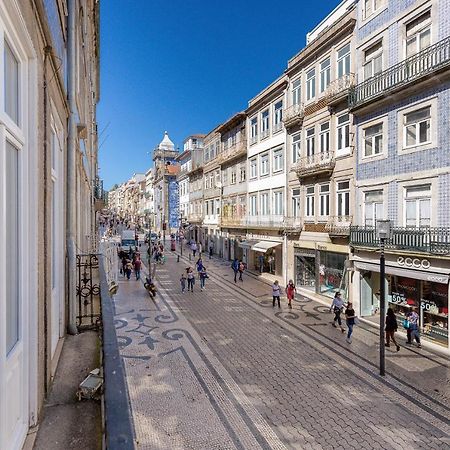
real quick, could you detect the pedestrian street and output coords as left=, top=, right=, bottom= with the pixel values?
left=112, top=250, right=450, bottom=450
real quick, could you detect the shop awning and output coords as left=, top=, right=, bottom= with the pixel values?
left=354, top=261, right=449, bottom=284
left=238, top=240, right=258, bottom=249
left=251, top=241, right=282, bottom=253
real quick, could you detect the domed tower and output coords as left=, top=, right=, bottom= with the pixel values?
left=152, top=132, right=180, bottom=237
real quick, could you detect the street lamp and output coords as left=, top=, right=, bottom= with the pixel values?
left=179, top=213, right=184, bottom=256
left=377, top=219, right=392, bottom=377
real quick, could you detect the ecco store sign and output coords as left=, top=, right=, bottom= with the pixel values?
left=397, top=257, right=431, bottom=269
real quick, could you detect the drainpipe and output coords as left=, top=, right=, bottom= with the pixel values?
left=67, top=0, right=77, bottom=335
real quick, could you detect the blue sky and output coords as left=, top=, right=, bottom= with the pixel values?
left=98, top=0, right=341, bottom=190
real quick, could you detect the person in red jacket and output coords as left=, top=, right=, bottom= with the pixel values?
left=133, top=257, right=142, bottom=280
left=285, top=280, right=296, bottom=309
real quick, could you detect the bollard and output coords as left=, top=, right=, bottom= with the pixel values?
left=177, top=254, right=180, bottom=263
left=189, top=253, right=192, bottom=261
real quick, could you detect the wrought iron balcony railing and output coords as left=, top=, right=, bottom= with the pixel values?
left=293, top=151, right=335, bottom=178
left=326, top=215, right=352, bottom=236
left=282, top=103, right=304, bottom=129
left=349, top=36, right=450, bottom=109
left=350, top=226, right=450, bottom=255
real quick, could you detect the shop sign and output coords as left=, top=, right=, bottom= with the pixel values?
left=397, top=257, right=431, bottom=270
left=390, top=292, right=407, bottom=305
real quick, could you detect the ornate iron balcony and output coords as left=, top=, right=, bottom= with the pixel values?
left=349, top=36, right=450, bottom=109
left=282, top=103, right=304, bottom=130
left=293, top=151, right=335, bottom=178
left=326, top=215, right=352, bottom=236
left=350, top=226, right=450, bottom=254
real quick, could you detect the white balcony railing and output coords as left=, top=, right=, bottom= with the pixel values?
left=323, top=73, right=355, bottom=102
left=282, top=103, right=305, bottom=129
left=293, top=151, right=335, bottom=178
left=325, top=215, right=352, bottom=236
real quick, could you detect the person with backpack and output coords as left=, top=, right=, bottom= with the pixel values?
left=385, top=308, right=400, bottom=351
left=272, top=280, right=281, bottom=308
left=330, top=292, right=345, bottom=333
left=238, top=260, right=245, bottom=282
left=285, top=279, right=296, bottom=309
left=231, top=258, right=239, bottom=283
left=406, top=308, right=421, bottom=348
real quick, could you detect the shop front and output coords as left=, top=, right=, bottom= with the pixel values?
left=239, top=236, right=283, bottom=277
left=354, top=252, right=450, bottom=350
left=294, top=242, right=349, bottom=300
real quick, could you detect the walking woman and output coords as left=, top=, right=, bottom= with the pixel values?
left=285, top=279, right=296, bottom=309
left=330, top=292, right=345, bottom=333
left=187, top=268, right=195, bottom=292
left=385, top=308, right=400, bottom=351
left=272, top=280, right=281, bottom=308
left=199, top=266, right=208, bottom=291
left=345, top=302, right=356, bottom=344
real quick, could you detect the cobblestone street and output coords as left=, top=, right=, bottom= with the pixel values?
left=113, top=248, right=450, bottom=450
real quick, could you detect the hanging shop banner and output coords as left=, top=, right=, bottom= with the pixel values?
left=168, top=178, right=179, bottom=228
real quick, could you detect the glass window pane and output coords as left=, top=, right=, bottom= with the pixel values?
left=5, top=40, right=19, bottom=124
left=405, top=107, right=430, bottom=124
left=364, top=138, right=373, bottom=156
left=406, top=200, right=416, bottom=225
left=6, top=141, right=20, bottom=353
left=419, top=120, right=430, bottom=143
left=406, top=124, right=416, bottom=146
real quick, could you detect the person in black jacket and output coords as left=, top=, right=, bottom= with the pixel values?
left=385, top=308, right=400, bottom=351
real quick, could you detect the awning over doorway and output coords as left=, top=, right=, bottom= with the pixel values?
left=251, top=241, right=281, bottom=253
left=238, top=240, right=258, bottom=249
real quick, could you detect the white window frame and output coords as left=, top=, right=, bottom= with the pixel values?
left=273, top=147, right=284, bottom=173
left=319, top=183, right=330, bottom=218
left=306, top=67, right=316, bottom=101
left=292, top=78, right=301, bottom=105
left=363, top=0, right=386, bottom=21
left=249, top=158, right=257, bottom=179
left=249, top=194, right=257, bottom=216
left=337, top=43, right=351, bottom=78
left=336, top=113, right=351, bottom=156
left=261, top=109, right=270, bottom=139
left=319, top=121, right=330, bottom=154
left=397, top=99, right=436, bottom=154
left=403, top=106, right=431, bottom=149
left=273, top=190, right=284, bottom=216
left=403, top=184, right=432, bottom=228
left=319, top=57, right=331, bottom=93
left=363, top=189, right=384, bottom=227
left=273, top=100, right=283, bottom=133
left=292, top=188, right=301, bottom=218
left=363, top=122, right=383, bottom=158
left=250, top=116, right=258, bottom=144
left=305, top=186, right=315, bottom=219
left=336, top=180, right=350, bottom=217
left=292, top=132, right=301, bottom=164
left=260, top=153, right=269, bottom=176
left=405, top=10, right=431, bottom=58
left=363, top=41, right=383, bottom=80
left=306, top=126, right=315, bottom=157
left=260, top=191, right=270, bottom=216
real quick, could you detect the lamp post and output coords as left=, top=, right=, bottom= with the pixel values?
left=377, top=219, right=392, bottom=377
left=179, top=213, right=184, bottom=256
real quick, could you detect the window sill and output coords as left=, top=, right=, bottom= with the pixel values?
left=360, top=151, right=386, bottom=163
left=273, top=169, right=284, bottom=174
left=272, top=127, right=283, bottom=135
left=400, top=141, right=434, bottom=154
left=336, top=147, right=352, bottom=158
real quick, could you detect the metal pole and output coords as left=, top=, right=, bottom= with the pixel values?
left=380, top=237, right=386, bottom=376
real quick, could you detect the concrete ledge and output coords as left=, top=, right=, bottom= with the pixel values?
left=99, top=255, right=135, bottom=450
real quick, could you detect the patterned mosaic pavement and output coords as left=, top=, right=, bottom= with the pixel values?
left=113, top=250, right=450, bottom=450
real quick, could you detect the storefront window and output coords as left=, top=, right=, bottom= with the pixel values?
left=319, top=251, right=347, bottom=299
left=389, top=276, right=448, bottom=346
left=295, top=253, right=315, bottom=291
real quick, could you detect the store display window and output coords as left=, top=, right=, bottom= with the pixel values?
left=319, top=251, right=347, bottom=299
left=295, top=254, right=315, bottom=291
left=388, top=276, right=448, bottom=346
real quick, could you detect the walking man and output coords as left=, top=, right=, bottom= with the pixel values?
left=231, top=258, right=239, bottom=283
left=406, top=308, right=421, bottom=348
left=345, top=302, right=356, bottom=344
left=330, top=292, right=345, bottom=333
left=133, top=256, right=142, bottom=280
left=258, top=254, right=264, bottom=274
left=187, top=268, right=195, bottom=292
left=199, top=266, right=208, bottom=291
left=191, top=241, right=198, bottom=258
